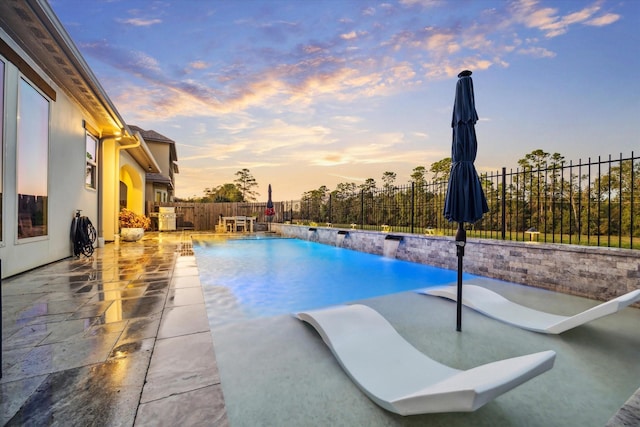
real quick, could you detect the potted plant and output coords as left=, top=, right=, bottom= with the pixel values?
left=119, top=208, right=151, bottom=242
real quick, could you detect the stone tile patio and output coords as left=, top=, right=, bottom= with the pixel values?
left=1, top=233, right=228, bottom=426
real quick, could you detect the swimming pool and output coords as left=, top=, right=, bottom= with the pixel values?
left=193, top=236, right=476, bottom=325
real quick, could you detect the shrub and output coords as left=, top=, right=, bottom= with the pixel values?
left=119, top=209, right=151, bottom=230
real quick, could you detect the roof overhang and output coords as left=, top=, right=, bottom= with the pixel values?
left=146, top=173, right=174, bottom=189
left=121, top=130, right=162, bottom=174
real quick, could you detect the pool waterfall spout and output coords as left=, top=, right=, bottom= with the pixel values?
left=383, top=235, right=403, bottom=258
left=336, top=230, right=348, bottom=247
left=308, top=227, right=317, bottom=241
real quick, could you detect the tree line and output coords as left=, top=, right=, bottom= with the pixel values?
left=175, top=150, right=639, bottom=242
left=299, top=157, right=453, bottom=208
left=297, top=149, right=639, bottom=243
left=177, top=168, right=260, bottom=202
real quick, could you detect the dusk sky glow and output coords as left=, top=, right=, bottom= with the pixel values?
left=49, top=0, right=640, bottom=201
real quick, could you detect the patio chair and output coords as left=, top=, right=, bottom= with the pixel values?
left=296, top=304, right=555, bottom=415
left=235, top=216, right=247, bottom=232
left=419, top=285, right=640, bottom=334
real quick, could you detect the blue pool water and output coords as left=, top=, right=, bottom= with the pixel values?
left=193, top=237, right=476, bottom=324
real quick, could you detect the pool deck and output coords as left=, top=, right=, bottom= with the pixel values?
left=1, top=232, right=639, bottom=426
left=1, top=232, right=228, bottom=426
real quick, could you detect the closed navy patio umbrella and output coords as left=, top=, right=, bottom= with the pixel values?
left=444, top=70, right=489, bottom=331
left=265, top=184, right=275, bottom=231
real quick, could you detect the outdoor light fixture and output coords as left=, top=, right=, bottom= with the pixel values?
left=525, top=227, right=540, bottom=241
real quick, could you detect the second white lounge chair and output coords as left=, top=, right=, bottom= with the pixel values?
left=296, top=304, right=555, bottom=415
left=419, top=285, right=640, bottom=334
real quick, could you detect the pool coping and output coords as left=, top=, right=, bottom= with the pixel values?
left=134, top=247, right=230, bottom=426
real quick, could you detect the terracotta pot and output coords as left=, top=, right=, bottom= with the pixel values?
left=120, top=228, right=144, bottom=242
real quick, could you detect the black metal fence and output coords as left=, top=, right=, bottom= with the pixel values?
left=282, top=152, right=639, bottom=250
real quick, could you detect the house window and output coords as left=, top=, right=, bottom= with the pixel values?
left=17, top=78, right=49, bottom=239
left=119, top=181, right=128, bottom=209
left=0, top=60, right=4, bottom=242
left=86, top=133, right=97, bottom=189
left=155, top=189, right=167, bottom=202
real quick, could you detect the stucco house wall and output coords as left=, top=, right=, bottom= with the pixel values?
left=129, top=126, right=179, bottom=205
left=145, top=142, right=172, bottom=202
left=0, top=2, right=160, bottom=277
left=99, top=136, right=154, bottom=243
left=0, top=30, right=100, bottom=277
left=148, top=141, right=171, bottom=172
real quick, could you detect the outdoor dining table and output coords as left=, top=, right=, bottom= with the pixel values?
left=222, top=216, right=256, bottom=233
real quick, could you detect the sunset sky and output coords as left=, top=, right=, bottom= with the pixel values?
left=49, top=0, right=640, bottom=201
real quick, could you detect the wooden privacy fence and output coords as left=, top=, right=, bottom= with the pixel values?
left=146, top=201, right=286, bottom=231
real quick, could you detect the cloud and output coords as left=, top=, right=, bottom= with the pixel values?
left=78, top=8, right=453, bottom=123
left=216, top=114, right=257, bottom=134
left=180, top=139, right=248, bottom=162
left=286, top=67, right=368, bottom=105
left=362, top=7, right=376, bottom=16
left=222, top=77, right=287, bottom=112
left=85, top=0, right=623, bottom=129
left=300, top=44, right=326, bottom=55
left=425, top=32, right=460, bottom=55
left=81, top=40, right=166, bottom=78
left=332, top=115, right=363, bottom=125
left=189, top=61, right=210, bottom=70
left=131, top=51, right=162, bottom=73
left=113, top=84, right=220, bottom=122
left=107, top=46, right=417, bottom=122
left=190, top=123, right=436, bottom=174
left=585, top=13, right=620, bottom=26
left=259, top=20, right=301, bottom=43
left=296, top=132, right=434, bottom=167
left=511, top=0, right=563, bottom=36
left=517, top=46, right=556, bottom=58
left=462, top=32, right=494, bottom=51
left=328, top=173, right=369, bottom=183
left=308, top=145, right=442, bottom=167
left=102, top=46, right=403, bottom=122
left=510, top=0, right=608, bottom=38
left=243, top=119, right=335, bottom=155
left=118, top=18, right=162, bottom=26
left=399, top=0, right=443, bottom=7
left=194, top=123, right=207, bottom=135
left=340, top=31, right=358, bottom=40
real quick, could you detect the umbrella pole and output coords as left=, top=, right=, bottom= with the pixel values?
left=455, top=222, right=466, bottom=331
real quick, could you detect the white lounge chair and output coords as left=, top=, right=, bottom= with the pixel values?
left=296, top=304, right=555, bottom=415
left=419, top=285, right=640, bottom=334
